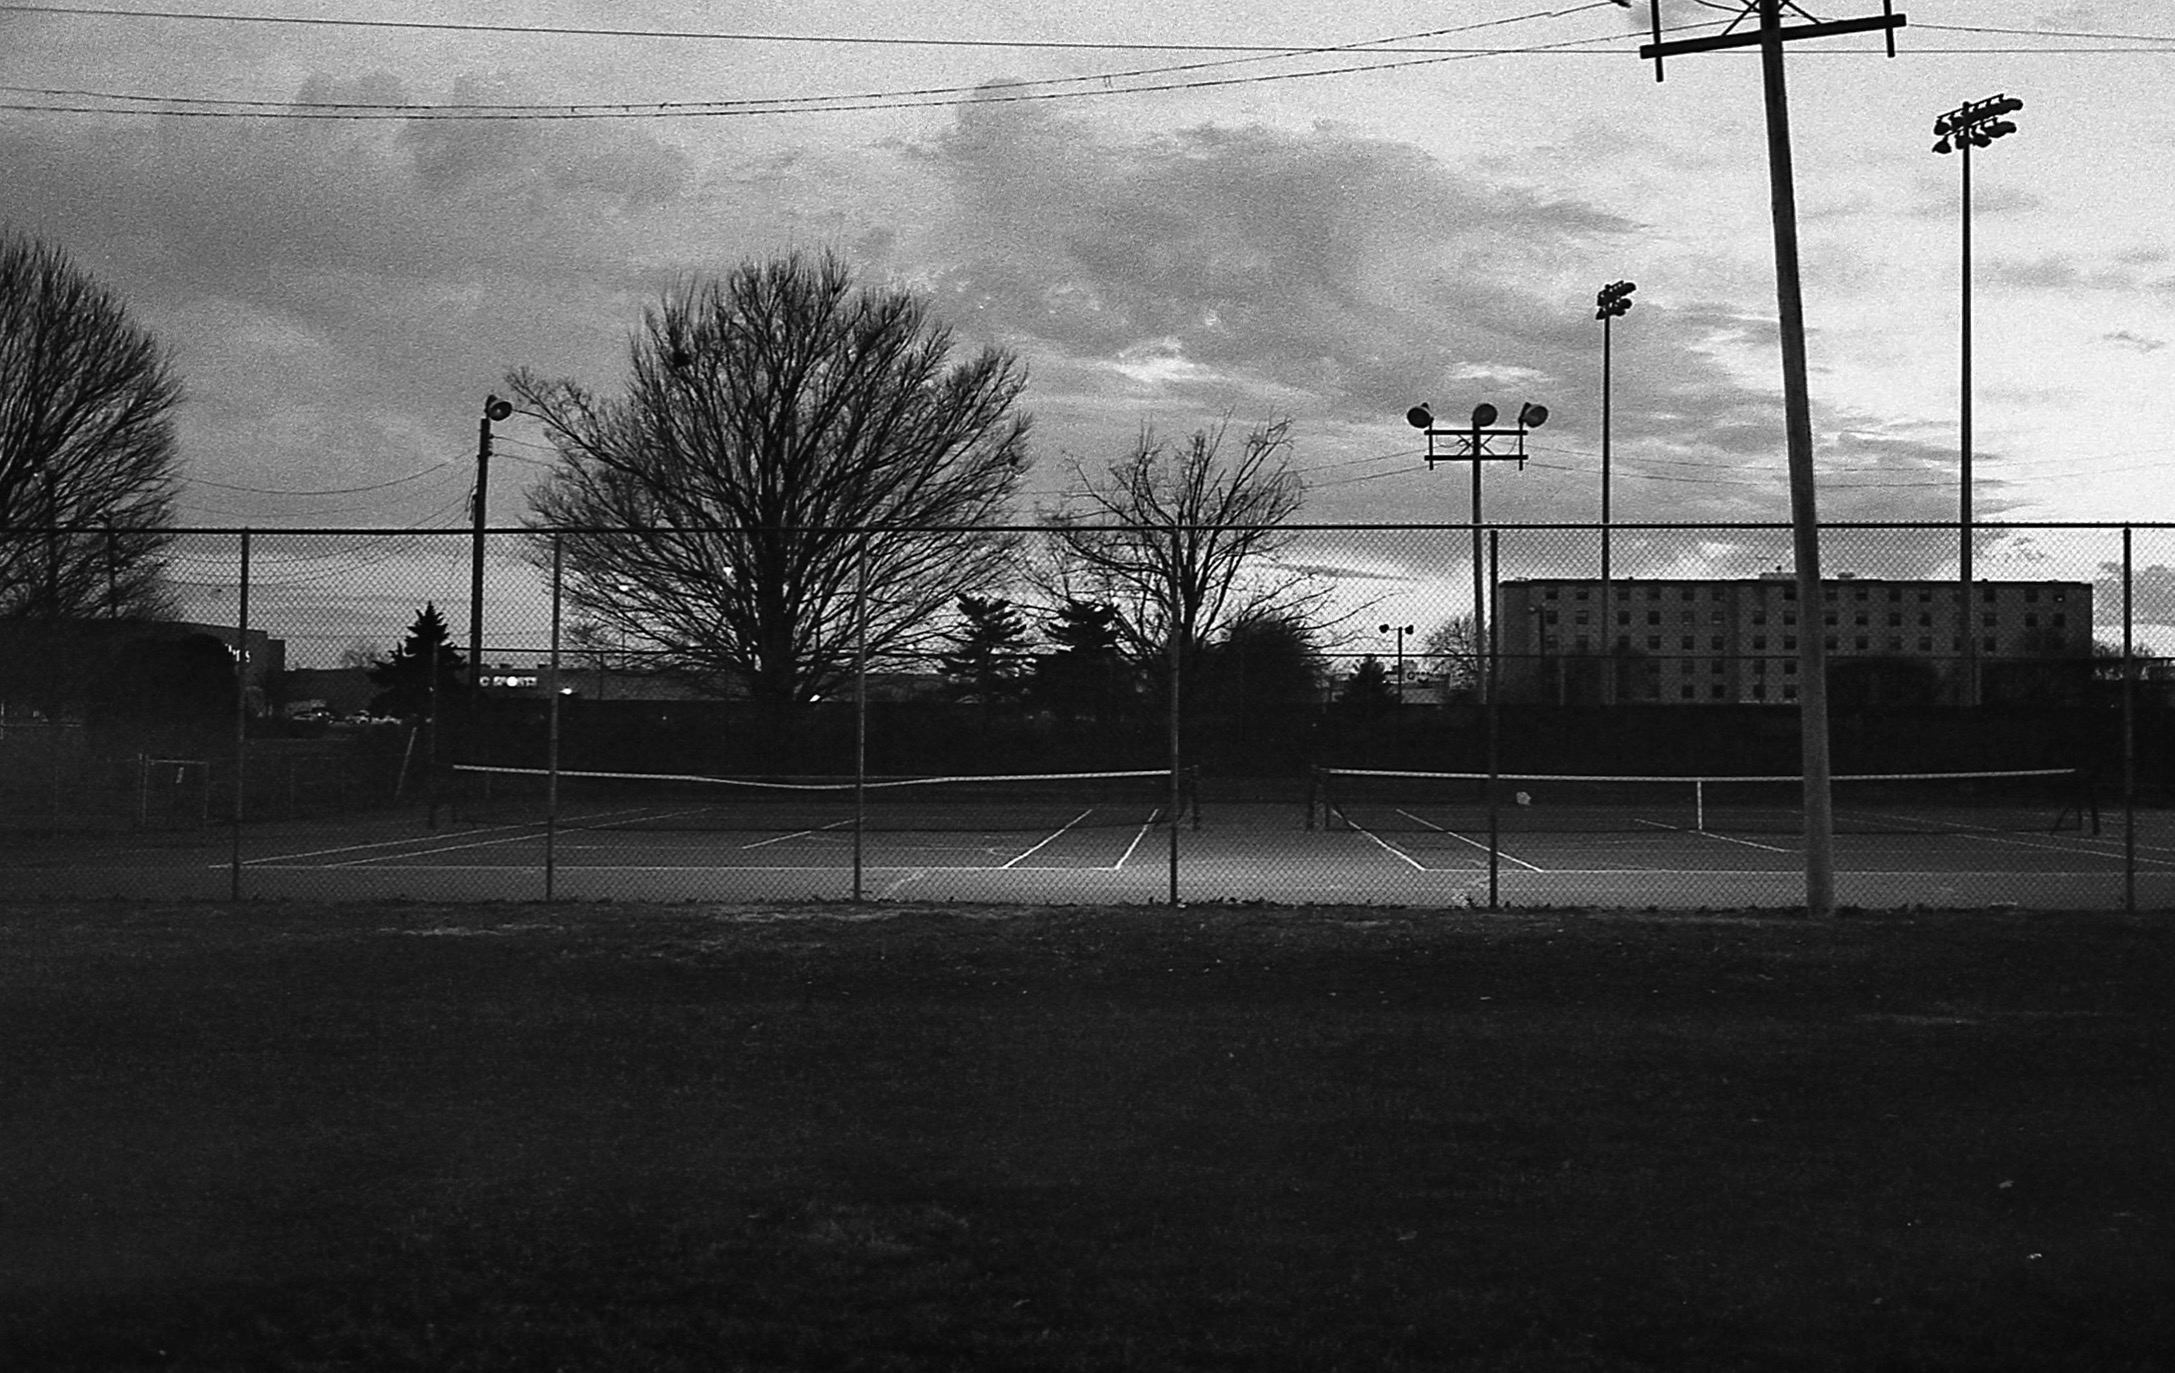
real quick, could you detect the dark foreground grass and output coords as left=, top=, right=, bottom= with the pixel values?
left=0, top=902, right=2167, bottom=1372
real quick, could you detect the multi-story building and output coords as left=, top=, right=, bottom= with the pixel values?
left=1497, top=575, right=2093, bottom=705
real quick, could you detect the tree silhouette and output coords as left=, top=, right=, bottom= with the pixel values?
left=0, top=230, right=180, bottom=619
left=1041, top=416, right=1324, bottom=707
left=1032, top=598, right=1133, bottom=722
left=937, top=595, right=1033, bottom=710
left=367, top=604, right=467, bottom=721
left=514, top=251, right=1031, bottom=711
left=1337, top=655, right=1399, bottom=718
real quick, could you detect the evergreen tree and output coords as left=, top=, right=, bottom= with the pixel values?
left=1336, top=655, right=1398, bottom=719
left=367, top=603, right=468, bottom=720
left=937, top=595, right=1033, bottom=709
left=1032, top=599, right=1133, bottom=721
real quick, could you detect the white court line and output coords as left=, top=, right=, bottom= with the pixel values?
left=1000, top=808, right=1095, bottom=869
left=740, top=820, right=850, bottom=849
left=1340, top=818, right=1425, bottom=871
left=1394, top=809, right=1545, bottom=871
left=1633, top=817, right=1790, bottom=853
left=1112, top=820, right=1155, bottom=870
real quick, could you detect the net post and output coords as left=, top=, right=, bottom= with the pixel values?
left=1695, top=778, right=1706, bottom=833
left=1304, top=766, right=1318, bottom=832
left=854, top=518, right=869, bottom=903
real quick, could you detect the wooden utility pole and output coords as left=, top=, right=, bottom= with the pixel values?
left=1640, top=0, right=1905, bottom=917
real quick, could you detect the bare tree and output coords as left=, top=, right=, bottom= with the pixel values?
left=0, top=231, right=180, bottom=618
left=513, top=252, right=1031, bottom=709
left=1422, top=614, right=1480, bottom=699
left=1041, top=418, right=1324, bottom=690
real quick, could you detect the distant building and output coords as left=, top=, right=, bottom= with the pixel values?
left=1497, top=575, right=2092, bottom=705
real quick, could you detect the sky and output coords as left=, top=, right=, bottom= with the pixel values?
left=3, top=1, right=2172, bottom=662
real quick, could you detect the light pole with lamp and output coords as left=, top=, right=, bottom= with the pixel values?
left=1405, top=400, right=1548, bottom=704
left=1933, top=92, right=2020, bottom=706
left=1596, top=280, right=1636, bottom=702
left=1379, top=623, right=1414, bottom=703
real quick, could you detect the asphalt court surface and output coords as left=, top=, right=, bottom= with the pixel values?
left=5, top=800, right=2171, bottom=907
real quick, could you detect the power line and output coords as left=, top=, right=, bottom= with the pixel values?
left=0, top=2, right=1623, bottom=51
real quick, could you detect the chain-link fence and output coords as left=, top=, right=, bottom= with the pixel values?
left=4, top=521, right=2170, bottom=909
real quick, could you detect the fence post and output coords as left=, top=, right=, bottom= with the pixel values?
left=1487, top=530, right=1501, bottom=912
left=2123, top=526, right=2135, bottom=913
left=1169, top=522, right=1183, bottom=907
left=231, top=529, right=250, bottom=901
left=547, top=534, right=563, bottom=902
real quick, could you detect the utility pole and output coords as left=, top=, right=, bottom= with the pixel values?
left=468, top=394, right=514, bottom=757
left=1639, top=0, right=1905, bottom=918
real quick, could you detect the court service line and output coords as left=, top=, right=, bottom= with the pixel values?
left=1346, top=821, right=1425, bottom=871
left=1000, top=808, right=1095, bottom=869
left=1633, top=817, right=1790, bottom=853
left=1394, top=809, right=1545, bottom=872
left=741, top=819, right=851, bottom=849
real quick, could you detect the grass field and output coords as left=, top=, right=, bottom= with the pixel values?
left=2, top=900, right=2168, bottom=1372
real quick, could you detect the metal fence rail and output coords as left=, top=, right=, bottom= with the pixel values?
left=1, top=521, right=2170, bottom=910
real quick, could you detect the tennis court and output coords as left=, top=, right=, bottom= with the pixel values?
left=5, top=760, right=2171, bottom=908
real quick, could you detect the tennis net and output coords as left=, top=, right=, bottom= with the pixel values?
left=1310, top=766, right=2098, bottom=837
left=449, top=764, right=1197, bottom=834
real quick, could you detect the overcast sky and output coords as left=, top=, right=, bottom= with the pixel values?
left=4, top=1, right=2170, bottom=659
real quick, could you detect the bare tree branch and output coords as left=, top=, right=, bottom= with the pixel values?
left=0, top=230, right=180, bottom=619
left=514, top=252, right=1031, bottom=708
left=1040, top=417, right=1327, bottom=683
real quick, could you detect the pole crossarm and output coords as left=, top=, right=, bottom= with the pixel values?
left=1419, top=427, right=1536, bottom=468
left=1640, top=2, right=1902, bottom=79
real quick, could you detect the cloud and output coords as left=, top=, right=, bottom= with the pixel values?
left=2102, top=330, right=2166, bottom=353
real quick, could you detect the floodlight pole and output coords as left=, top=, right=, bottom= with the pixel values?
left=1597, top=280, right=1637, bottom=703
left=1408, top=402, right=1546, bottom=704
left=1640, top=0, right=1906, bottom=917
left=1935, top=93, right=2022, bottom=708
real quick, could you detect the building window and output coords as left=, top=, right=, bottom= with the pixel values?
left=1855, top=636, right=1869, bottom=651
left=1544, top=610, right=1559, bottom=625
left=1574, top=612, right=1590, bottom=625
left=1710, top=610, right=1725, bottom=624
left=1784, top=636, right=1797, bottom=650
left=1647, top=635, right=1661, bottom=650
left=1648, top=610, right=1661, bottom=625
left=1544, top=588, right=1559, bottom=600
left=1680, top=636, right=1694, bottom=650
left=2053, top=613, right=2066, bottom=628
left=1753, top=636, right=1767, bottom=650
left=1617, top=611, right=1631, bottom=626
left=1681, top=588, right=1695, bottom=601
left=1919, top=590, right=1933, bottom=603
left=1889, top=636, right=1903, bottom=652
left=2025, top=587, right=2040, bottom=602
left=1887, top=612, right=1902, bottom=627
left=1680, top=685, right=1695, bottom=699
left=1754, top=659, right=1768, bottom=675
left=1753, top=611, right=1768, bottom=625
left=1783, top=612, right=1798, bottom=627
left=1711, top=661, right=1725, bottom=674
left=1574, top=589, right=1589, bottom=600
left=1982, top=585, right=1997, bottom=602
left=1918, top=613, right=1932, bottom=627
left=1783, top=685, right=1798, bottom=700
left=1919, top=637, right=1932, bottom=651
left=2023, top=613, right=2039, bottom=628
left=1784, top=661, right=1798, bottom=675
left=1752, top=683, right=1768, bottom=700
left=1710, top=636, right=1724, bottom=650
left=1825, top=635, right=1839, bottom=650
left=1985, top=613, right=2000, bottom=627
left=1983, top=636, right=1998, bottom=652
